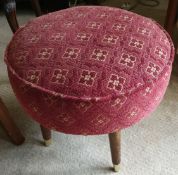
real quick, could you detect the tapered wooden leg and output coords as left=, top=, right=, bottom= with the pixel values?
left=109, top=131, right=121, bottom=172
left=31, top=0, right=42, bottom=17
left=3, top=0, right=19, bottom=33
left=164, top=0, right=178, bottom=36
left=0, top=98, right=25, bottom=145
left=40, top=125, right=52, bottom=146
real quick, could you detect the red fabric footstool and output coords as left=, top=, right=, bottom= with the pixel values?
left=5, top=6, right=174, bottom=171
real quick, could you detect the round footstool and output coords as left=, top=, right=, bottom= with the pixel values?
left=5, top=6, right=174, bottom=171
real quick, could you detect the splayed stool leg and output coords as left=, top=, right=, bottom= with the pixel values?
left=40, top=125, right=52, bottom=146
left=109, top=131, right=121, bottom=172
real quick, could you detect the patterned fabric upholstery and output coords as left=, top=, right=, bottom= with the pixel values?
left=5, top=6, right=174, bottom=135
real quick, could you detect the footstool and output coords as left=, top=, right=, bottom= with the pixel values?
left=5, top=6, right=174, bottom=171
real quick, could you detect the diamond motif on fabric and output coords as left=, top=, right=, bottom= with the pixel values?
left=129, top=38, right=144, bottom=49
left=28, top=103, right=40, bottom=114
left=64, top=21, right=76, bottom=27
left=26, top=70, right=41, bottom=84
left=163, top=72, right=170, bottom=81
left=51, top=69, right=68, bottom=84
left=98, top=13, right=109, bottom=18
left=112, top=24, right=126, bottom=31
left=111, top=95, right=127, bottom=109
left=91, top=114, right=110, bottom=128
left=108, top=74, right=126, bottom=92
left=76, top=33, right=92, bottom=41
left=63, top=48, right=80, bottom=59
left=155, top=47, right=167, bottom=60
left=79, top=70, right=97, bottom=86
left=76, top=13, right=85, bottom=18
left=28, top=35, right=40, bottom=43
left=90, top=49, right=108, bottom=61
left=75, top=101, right=92, bottom=112
left=102, top=35, right=119, bottom=44
left=146, top=62, right=161, bottom=77
left=42, top=23, right=52, bottom=29
left=43, top=94, right=58, bottom=106
left=160, top=37, right=169, bottom=45
left=87, top=22, right=101, bottom=29
left=16, top=51, right=29, bottom=64
left=37, top=48, right=54, bottom=59
left=142, top=87, right=152, bottom=96
left=142, top=19, right=152, bottom=26
left=56, top=113, right=75, bottom=126
left=138, top=27, right=150, bottom=36
left=155, top=92, right=162, bottom=101
left=119, top=53, right=136, bottom=68
left=127, top=107, right=140, bottom=118
left=49, top=33, right=65, bottom=41
left=120, top=15, right=132, bottom=21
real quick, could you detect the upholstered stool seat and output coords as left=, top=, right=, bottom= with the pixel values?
left=4, top=5, right=175, bottom=171
left=5, top=6, right=174, bottom=136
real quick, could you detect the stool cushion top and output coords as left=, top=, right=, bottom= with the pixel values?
left=5, top=6, right=174, bottom=135
left=5, top=6, right=174, bottom=102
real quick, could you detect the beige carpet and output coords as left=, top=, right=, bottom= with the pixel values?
left=0, top=1, right=178, bottom=175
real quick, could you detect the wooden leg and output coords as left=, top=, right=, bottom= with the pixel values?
left=40, top=125, right=52, bottom=146
left=0, top=98, right=25, bottom=145
left=3, top=0, right=19, bottom=33
left=164, top=0, right=178, bottom=36
left=31, top=0, right=42, bottom=17
left=109, top=131, right=121, bottom=172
